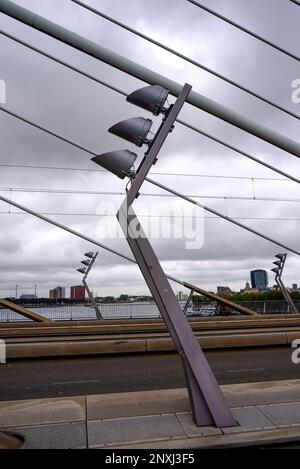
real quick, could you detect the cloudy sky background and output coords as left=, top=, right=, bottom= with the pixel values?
left=0, top=0, right=300, bottom=298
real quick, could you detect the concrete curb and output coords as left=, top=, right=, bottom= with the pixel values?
left=3, top=330, right=298, bottom=359
left=114, top=426, right=300, bottom=449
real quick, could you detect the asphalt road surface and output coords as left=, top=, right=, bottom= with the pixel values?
left=0, top=346, right=299, bottom=401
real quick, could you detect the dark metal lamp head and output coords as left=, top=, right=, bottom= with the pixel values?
left=84, top=252, right=94, bottom=259
left=81, top=260, right=90, bottom=266
left=91, top=150, right=137, bottom=179
left=77, top=268, right=86, bottom=274
left=109, top=117, right=152, bottom=147
left=126, top=85, right=169, bottom=116
left=273, top=260, right=281, bottom=267
left=275, top=253, right=285, bottom=260
left=271, top=267, right=280, bottom=275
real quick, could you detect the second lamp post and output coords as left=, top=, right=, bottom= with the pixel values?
left=271, top=253, right=298, bottom=314
left=77, top=251, right=102, bottom=320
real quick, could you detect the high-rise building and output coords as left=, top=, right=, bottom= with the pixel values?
left=177, top=291, right=188, bottom=301
left=292, top=284, right=298, bottom=290
left=250, top=270, right=268, bottom=290
left=70, top=285, right=85, bottom=300
left=49, top=286, right=65, bottom=300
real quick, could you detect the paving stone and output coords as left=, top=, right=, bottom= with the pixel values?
left=223, top=380, right=300, bottom=407
left=222, top=406, right=275, bottom=433
left=176, top=412, right=222, bottom=437
left=258, top=402, right=300, bottom=428
left=88, top=414, right=186, bottom=448
left=87, top=389, right=190, bottom=420
left=4, top=422, right=87, bottom=449
left=0, top=396, right=85, bottom=428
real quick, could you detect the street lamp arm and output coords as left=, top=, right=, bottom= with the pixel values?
left=83, top=252, right=98, bottom=280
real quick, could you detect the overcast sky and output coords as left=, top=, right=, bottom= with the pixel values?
left=0, top=0, right=300, bottom=298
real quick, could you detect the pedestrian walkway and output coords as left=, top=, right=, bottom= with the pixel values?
left=1, top=380, right=300, bottom=448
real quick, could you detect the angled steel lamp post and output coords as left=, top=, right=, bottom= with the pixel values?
left=91, top=83, right=236, bottom=427
left=77, top=251, right=103, bottom=320
left=271, top=253, right=298, bottom=314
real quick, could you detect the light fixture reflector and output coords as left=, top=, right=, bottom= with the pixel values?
left=85, top=252, right=94, bottom=259
left=271, top=267, right=280, bottom=274
left=77, top=268, right=86, bottom=274
left=126, top=85, right=169, bottom=116
left=109, top=117, right=152, bottom=147
left=91, top=150, right=137, bottom=179
left=81, top=260, right=90, bottom=266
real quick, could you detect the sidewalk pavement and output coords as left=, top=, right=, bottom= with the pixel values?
left=1, top=380, right=300, bottom=449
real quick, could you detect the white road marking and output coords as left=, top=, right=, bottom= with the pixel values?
left=227, top=368, right=265, bottom=373
left=53, top=380, right=100, bottom=385
left=10, top=379, right=101, bottom=388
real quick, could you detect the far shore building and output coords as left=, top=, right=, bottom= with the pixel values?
left=177, top=291, right=188, bottom=301
left=240, top=281, right=260, bottom=294
left=250, top=270, right=268, bottom=291
left=217, top=286, right=233, bottom=296
left=49, top=286, right=65, bottom=300
left=70, top=285, right=85, bottom=300
left=20, top=294, right=37, bottom=300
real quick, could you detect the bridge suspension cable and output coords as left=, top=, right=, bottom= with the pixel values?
left=0, top=0, right=300, bottom=158
left=1, top=186, right=300, bottom=204
left=0, top=106, right=299, bottom=255
left=187, top=0, right=300, bottom=63
left=0, top=162, right=291, bottom=182
left=70, top=0, right=300, bottom=121
left=1, top=30, right=299, bottom=184
left=0, top=179, right=299, bottom=256
left=1, top=211, right=300, bottom=222
left=1, top=26, right=299, bottom=183
left=1, top=95, right=300, bottom=186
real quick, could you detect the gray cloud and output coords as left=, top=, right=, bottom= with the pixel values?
left=0, top=0, right=299, bottom=297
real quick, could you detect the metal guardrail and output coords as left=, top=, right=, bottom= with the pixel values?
left=0, top=302, right=161, bottom=322
left=223, top=300, right=300, bottom=314
left=191, top=300, right=300, bottom=314
left=0, top=300, right=300, bottom=323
